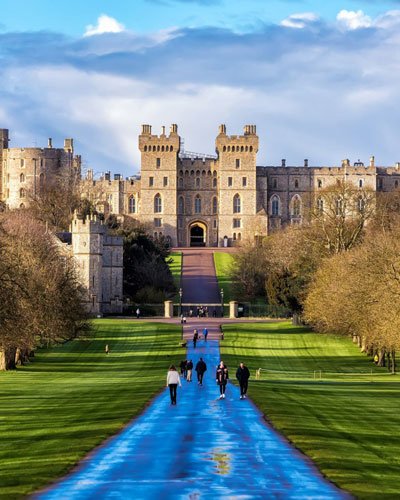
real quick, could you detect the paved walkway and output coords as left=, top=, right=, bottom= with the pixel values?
left=180, top=249, right=220, bottom=304
left=38, top=338, right=346, bottom=499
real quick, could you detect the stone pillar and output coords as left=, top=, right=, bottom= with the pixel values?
left=229, top=301, right=238, bottom=319
left=164, top=300, right=173, bottom=318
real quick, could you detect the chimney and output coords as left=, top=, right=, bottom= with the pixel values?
left=370, top=156, right=375, bottom=167
left=281, top=159, right=286, bottom=167
left=141, top=124, right=152, bottom=135
left=395, top=162, right=400, bottom=171
left=342, top=159, right=350, bottom=168
left=64, top=138, right=73, bottom=152
left=48, top=138, right=53, bottom=148
left=219, top=124, right=227, bottom=135
left=304, top=159, right=308, bottom=167
left=170, top=124, right=178, bottom=134
left=161, top=126, right=166, bottom=136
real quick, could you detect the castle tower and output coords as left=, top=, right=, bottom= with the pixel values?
left=138, top=124, right=180, bottom=245
left=71, top=214, right=105, bottom=315
left=215, top=124, right=260, bottom=246
left=0, top=129, right=9, bottom=200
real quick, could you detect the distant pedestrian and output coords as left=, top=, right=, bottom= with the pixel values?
left=136, top=308, right=140, bottom=319
left=189, top=309, right=193, bottom=318
left=193, top=329, right=199, bottom=348
left=236, top=362, right=250, bottom=399
left=216, top=361, right=229, bottom=399
left=166, top=365, right=181, bottom=405
left=186, top=360, right=193, bottom=382
left=195, top=357, right=207, bottom=385
left=179, top=359, right=187, bottom=377
left=212, top=309, right=217, bottom=318
left=105, top=344, right=109, bottom=355
left=203, top=327, right=208, bottom=342
left=374, top=354, right=379, bottom=365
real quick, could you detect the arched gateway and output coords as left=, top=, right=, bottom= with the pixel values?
left=189, top=221, right=207, bottom=247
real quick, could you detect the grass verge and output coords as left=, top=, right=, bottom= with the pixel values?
left=220, top=321, right=400, bottom=499
left=168, top=251, right=182, bottom=301
left=0, top=319, right=181, bottom=499
left=213, top=252, right=235, bottom=302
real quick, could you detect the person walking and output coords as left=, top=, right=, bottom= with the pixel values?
left=166, top=365, right=181, bottom=405
left=179, top=359, right=187, bottom=377
left=193, top=329, right=199, bottom=348
left=203, top=327, right=208, bottom=342
left=186, top=360, right=193, bottom=382
left=236, top=362, right=250, bottom=399
left=105, top=344, right=109, bottom=355
left=216, top=361, right=229, bottom=399
left=195, top=357, right=207, bottom=385
left=136, top=307, right=140, bottom=319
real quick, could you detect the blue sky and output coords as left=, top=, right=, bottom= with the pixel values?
left=1, top=0, right=400, bottom=174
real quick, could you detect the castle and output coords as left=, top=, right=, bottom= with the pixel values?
left=2, top=125, right=400, bottom=249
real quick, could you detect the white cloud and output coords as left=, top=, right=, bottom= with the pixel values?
left=336, top=10, right=372, bottom=30
left=84, top=14, right=125, bottom=37
left=280, top=12, right=319, bottom=29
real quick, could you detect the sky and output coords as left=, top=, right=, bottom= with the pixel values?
left=1, top=0, right=400, bottom=175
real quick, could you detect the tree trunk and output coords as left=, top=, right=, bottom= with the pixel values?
left=391, top=350, right=396, bottom=374
left=356, top=336, right=362, bottom=348
left=360, top=336, right=368, bottom=353
left=0, top=348, right=17, bottom=371
left=378, top=349, right=386, bottom=367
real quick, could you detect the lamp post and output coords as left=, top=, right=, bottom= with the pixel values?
left=220, top=288, right=224, bottom=318
left=179, top=287, right=183, bottom=318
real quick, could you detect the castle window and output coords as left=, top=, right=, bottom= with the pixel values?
left=245, top=146, right=248, bottom=152
left=190, top=170, right=194, bottom=176
left=157, top=145, right=160, bottom=152
left=149, top=176, right=154, bottom=187
left=294, top=179, right=299, bottom=189
left=223, top=146, right=226, bottom=152
left=194, top=195, right=202, bottom=214
left=271, top=195, right=280, bottom=216
left=359, top=179, right=364, bottom=188
left=272, top=178, right=277, bottom=189
left=170, top=146, right=173, bottom=152
left=154, top=218, right=162, bottom=227
left=178, top=218, right=183, bottom=228
left=195, top=177, right=200, bottom=188
left=128, top=195, right=136, bottom=213
left=196, top=170, right=200, bottom=176
left=213, top=219, right=218, bottom=229
left=396, top=180, right=399, bottom=189
left=233, top=218, right=241, bottom=228
left=291, top=195, right=301, bottom=217
left=19, top=188, right=26, bottom=198
left=156, top=158, right=161, bottom=168
left=249, top=146, right=253, bottom=152
left=227, top=146, right=231, bottom=152
left=40, top=158, right=44, bottom=167
left=178, top=196, right=184, bottom=214
left=179, top=177, right=183, bottom=188
left=179, top=170, right=183, bottom=176
left=144, top=146, right=147, bottom=152
left=20, top=159, right=25, bottom=168
left=20, top=173, right=25, bottom=183
left=318, top=179, right=322, bottom=188
left=154, top=194, right=162, bottom=213
left=212, top=196, right=218, bottom=214
left=233, top=194, right=241, bottom=213
left=153, top=146, right=156, bottom=152
left=161, top=145, right=165, bottom=152
left=241, top=146, right=244, bottom=152
left=378, top=178, right=383, bottom=189
left=163, top=176, right=168, bottom=187
left=233, top=233, right=237, bottom=240
left=242, top=177, right=247, bottom=187
left=202, top=170, right=206, bottom=176
left=238, top=233, right=242, bottom=240
left=236, top=159, right=240, bottom=169
left=228, top=177, right=233, bottom=187
left=317, top=197, right=324, bottom=214
left=213, top=178, right=217, bottom=188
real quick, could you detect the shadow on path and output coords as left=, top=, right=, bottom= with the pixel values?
left=37, top=339, right=348, bottom=499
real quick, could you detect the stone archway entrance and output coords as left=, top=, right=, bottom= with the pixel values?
left=190, top=221, right=207, bottom=247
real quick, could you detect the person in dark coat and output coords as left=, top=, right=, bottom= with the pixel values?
left=179, top=359, right=187, bottom=378
left=193, top=329, right=199, bottom=348
left=236, top=362, right=250, bottom=399
left=216, top=361, right=229, bottom=399
left=186, top=360, right=193, bottom=382
left=195, top=357, right=207, bottom=385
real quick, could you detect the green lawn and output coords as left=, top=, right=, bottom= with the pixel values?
left=168, top=251, right=182, bottom=301
left=220, top=321, right=400, bottom=499
left=213, top=252, right=236, bottom=302
left=0, top=319, right=181, bottom=499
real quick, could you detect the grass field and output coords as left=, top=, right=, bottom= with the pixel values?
left=168, top=251, right=182, bottom=301
left=0, top=319, right=181, bottom=499
left=213, top=252, right=236, bottom=302
left=220, top=321, right=400, bottom=499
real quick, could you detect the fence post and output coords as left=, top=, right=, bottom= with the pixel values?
left=164, top=300, right=173, bottom=318
left=229, top=301, right=238, bottom=319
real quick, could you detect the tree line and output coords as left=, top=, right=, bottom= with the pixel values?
left=232, top=181, right=400, bottom=371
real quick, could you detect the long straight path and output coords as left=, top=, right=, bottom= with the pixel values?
left=180, top=249, right=220, bottom=304
left=38, top=337, right=347, bottom=499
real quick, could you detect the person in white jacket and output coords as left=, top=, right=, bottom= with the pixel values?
left=166, top=365, right=182, bottom=405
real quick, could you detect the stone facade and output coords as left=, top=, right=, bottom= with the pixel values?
left=70, top=214, right=123, bottom=315
left=3, top=125, right=400, bottom=247
left=0, top=131, right=81, bottom=210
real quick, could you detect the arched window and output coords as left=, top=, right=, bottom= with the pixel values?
left=317, top=197, right=324, bottom=214
left=212, top=196, right=218, bottom=215
left=154, top=194, right=162, bottom=213
left=271, top=195, right=280, bottom=216
left=19, top=188, right=26, bottom=199
left=179, top=177, right=183, bottom=188
left=128, top=195, right=136, bottom=213
left=359, top=179, right=364, bottom=188
left=233, top=233, right=237, bottom=240
left=178, top=196, right=184, bottom=214
left=20, top=173, right=25, bottom=183
left=291, top=195, right=301, bottom=217
left=233, top=194, right=241, bottom=214
left=294, top=179, right=299, bottom=189
left=238, top=233, right=242, bottom=240
left=194, top=195, right=201, bottom=214
left=195, top=177, right=200, bottom=188
left=213, top=178, right=217, bottom=188
left=39, top=173, right=45, bottom=190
